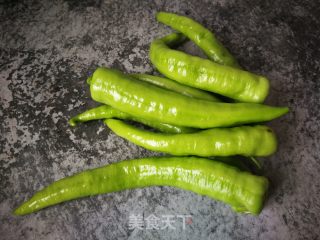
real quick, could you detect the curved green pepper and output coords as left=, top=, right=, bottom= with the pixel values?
left=131, top=73, right=221, bottom=102
left=149, top=33, right=269, bottom=103
left=106, top=119, right=277, bottom=157
left=90, top=67, right=288, bottom=128
left=156, top=12, right=240, bottom=68
left=14, top=156, right=268, bottom=215
left=69, top=105, right=196, bottom=134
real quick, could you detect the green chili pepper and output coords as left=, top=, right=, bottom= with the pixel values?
left=156, top=12, right=240, bottom=68
left=131, top=73, right=221, bottom=102
left=90, top=67, right=288, bottom=128
left=106, top=119, right=277, bottom=157
left=149, top=33, right=270, bottom=103
left=69, top=105, right=196, bottom=134
left=14, top=156, right=268, bottom=215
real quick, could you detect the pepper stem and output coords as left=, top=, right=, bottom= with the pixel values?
left=249, top=157, right=262, bottom=170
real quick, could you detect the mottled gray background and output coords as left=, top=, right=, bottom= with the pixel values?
left=0, top=0, right=319, bottom=239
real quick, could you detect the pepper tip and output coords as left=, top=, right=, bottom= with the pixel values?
left=68, top=119, right=77, bottom=127
left=13, top=206, right=23, bottom=216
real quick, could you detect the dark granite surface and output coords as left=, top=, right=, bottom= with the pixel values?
left=1, top=0, right=319, bottom=239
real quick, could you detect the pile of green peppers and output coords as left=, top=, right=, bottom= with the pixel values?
left=15, top=12, right=288, bottom=216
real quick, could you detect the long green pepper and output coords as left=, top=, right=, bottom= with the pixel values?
left=90, top=67, right=288, bottom=128
left=106, top=119, right=277, bottom=157
left=150, top=33, right=270, bottom=103
left=14, top=156, right=268, bottom=215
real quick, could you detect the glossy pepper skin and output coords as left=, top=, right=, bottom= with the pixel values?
left=106, top=119, right=277, bottom=157
left=14, top=156, right=268, bottom=215
left=90, top=67, right=288, bottom=128
left=69, top=105, right=196, bottom=134
left=131, top=73, right=221, bottom=102
left=156, top=12, right=240, bottom=68
left=150, top=33, right=270, bottom=103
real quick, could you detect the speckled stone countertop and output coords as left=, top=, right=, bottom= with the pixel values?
left=1, top=0, right=319, bottom=239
